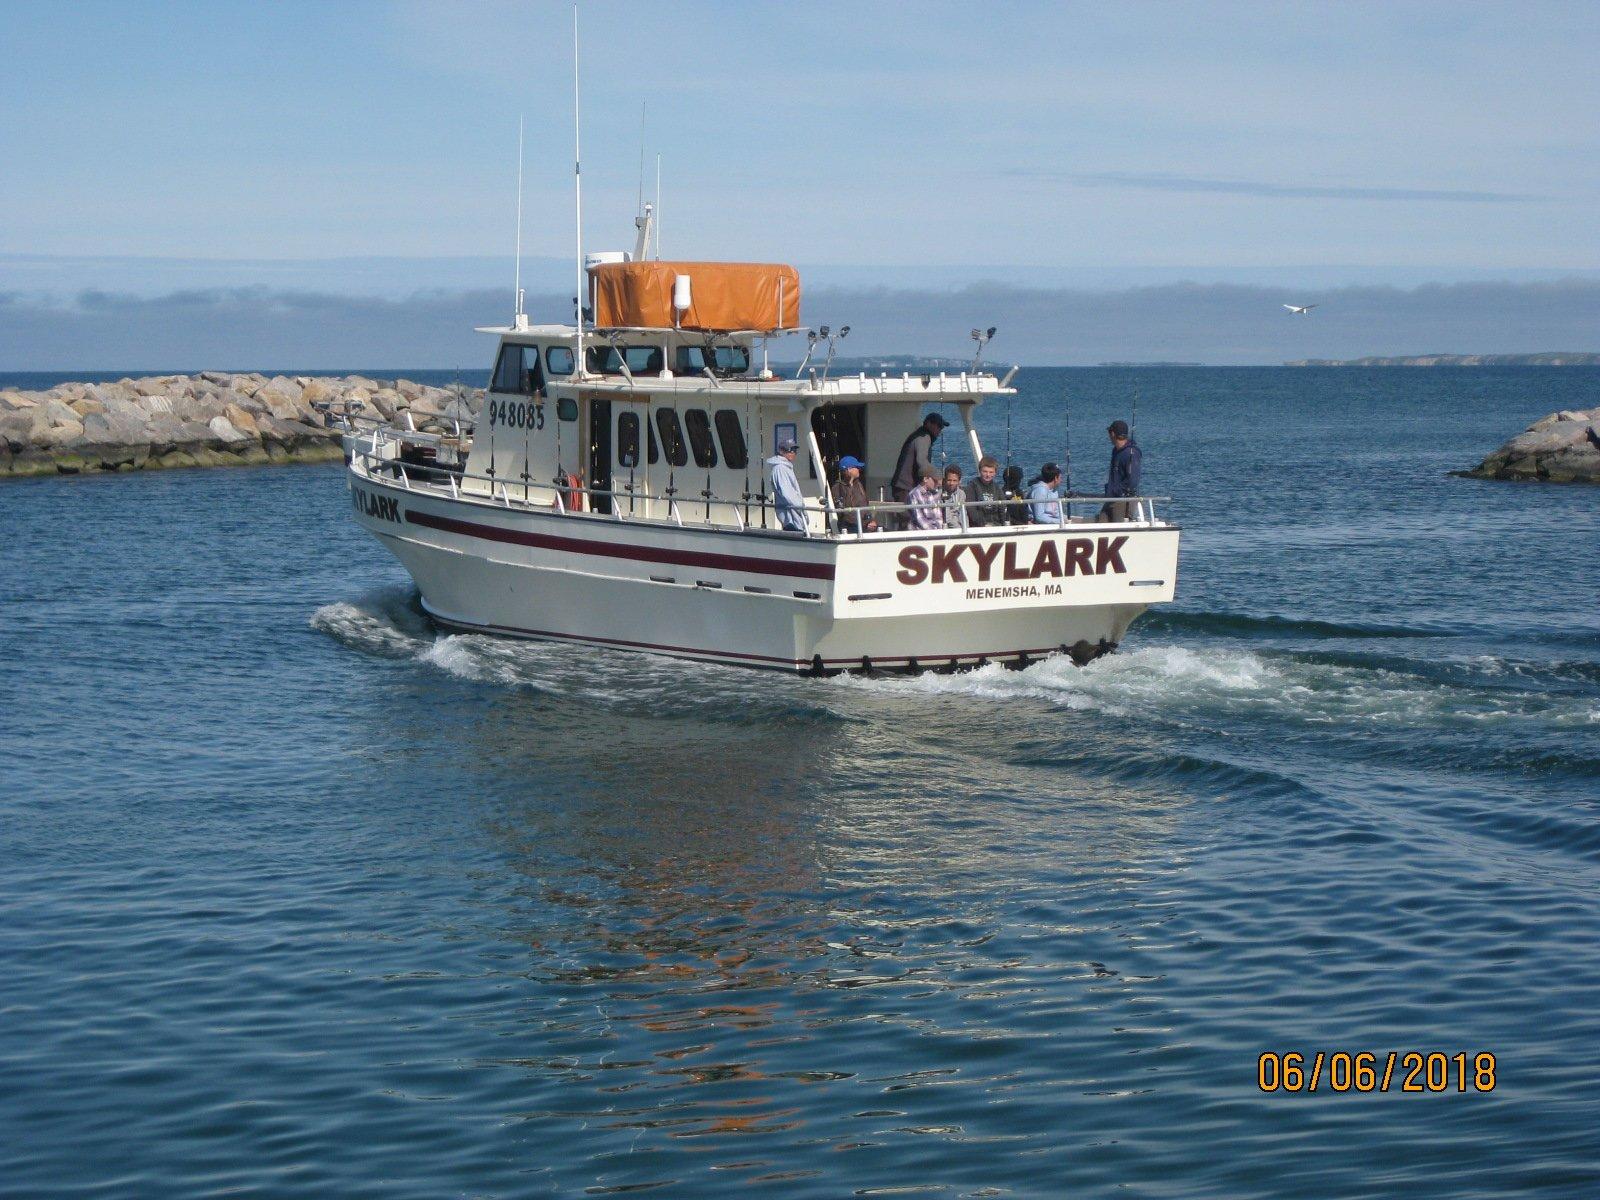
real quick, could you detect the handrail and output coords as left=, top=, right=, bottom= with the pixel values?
left=351, top=442, right=1168, bottom=538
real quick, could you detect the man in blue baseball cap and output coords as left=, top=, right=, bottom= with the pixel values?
left=830, top=454, right=877, bottom=532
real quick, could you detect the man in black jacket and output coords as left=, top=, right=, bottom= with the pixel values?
left=1097, top=419, right=1142, bottom=522
left=891, top=413, right=949, bottom=505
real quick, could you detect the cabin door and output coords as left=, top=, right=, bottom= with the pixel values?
left=587, top=398, right=613, bottom=514
left=608, top=401, right=652, bottom=518
left=810, top=403, right=868, bottom=481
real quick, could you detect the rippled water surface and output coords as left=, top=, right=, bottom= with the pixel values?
left=4, top=368, right=1599, bottom=1198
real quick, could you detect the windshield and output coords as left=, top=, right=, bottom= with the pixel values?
left=676, top=345, right=750, bottom=377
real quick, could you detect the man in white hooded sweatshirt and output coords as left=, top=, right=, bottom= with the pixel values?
left=768, top=437, right=806, bottom=532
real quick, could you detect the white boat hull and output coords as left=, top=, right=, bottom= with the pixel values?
left=351, top=470, right=1179, bottom=674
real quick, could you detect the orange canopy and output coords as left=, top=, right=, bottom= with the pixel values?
left=590, top=261, right=800, bottom=332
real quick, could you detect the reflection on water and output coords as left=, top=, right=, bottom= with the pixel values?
left=416, top=653, right=1202, bottom=1181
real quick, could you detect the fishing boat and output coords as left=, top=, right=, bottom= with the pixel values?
left=340, top=208, right=1179, bottom=675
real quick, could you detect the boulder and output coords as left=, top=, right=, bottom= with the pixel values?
left=144, top=414, right=190, bottom=451
left=176, top=420, right=215, bottom=445
left=37, top=419, right=86, bottom=449
left=101, top=395, right=149, bottom=424
left=261, top=375, right=303, bottom=403
left=70, top=398, right=105, bottom=418
left=299, top=378, right=337, bottom=408
left=88, top=381, right=137, bottom=405
left=34, top=398, right=83, bottom=432
left=222, top=403, right=260, bottom=434
left=207, top=415, right=253, bottom=445
left=0, top=412, right=35, bottom=452
left=260, top=392, right=303, bottom=421
left=1461, top=411, right=1600, bottom=484
left=174, top=393, right=225, bottom=423
left=80, top=408, right=151, bottom=445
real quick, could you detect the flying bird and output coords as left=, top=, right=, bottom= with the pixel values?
left=1284, top=303, right=1319, bottom=316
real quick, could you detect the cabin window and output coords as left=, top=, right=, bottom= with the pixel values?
left=684, top=409, right=718, bottom=468
left=654, top=408, right=688, bottom=467
left=586, top=345, right=664, bottom=375
left=545, top=346, right=576, bottom=376
left=557, top=397, right=578, bottom=421
left=713, top=409, right=747, bottom=470
left=492, top=344, right=540, bottom=394
left=646, top=415, right=660, bottom=464
left=676, top=345, right=750, bottom=377
left=617, top=412, right=641, bottom=468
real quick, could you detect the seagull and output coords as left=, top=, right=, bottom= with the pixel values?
left=1284, top=303, right=1319, bottom=316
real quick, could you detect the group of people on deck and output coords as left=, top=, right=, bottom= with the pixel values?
left=889, top=412, right=1142, bottom=528
left=764, top=412, right=1139, bottom=534
left=761, top=412, right=1139, bottom=534
left=766, top=411, right=1141, bottom=534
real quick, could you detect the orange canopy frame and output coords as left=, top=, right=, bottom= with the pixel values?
left=590, top=261, right=801, bottom=332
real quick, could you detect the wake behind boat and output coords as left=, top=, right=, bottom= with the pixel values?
left=338, top=209, right=1179, bottom=675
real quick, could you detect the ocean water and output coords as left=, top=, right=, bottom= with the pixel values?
left=3, top=367, right=1598, bottom=1198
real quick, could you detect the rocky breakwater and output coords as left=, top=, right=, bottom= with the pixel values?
left=0, top=373, right=482, bottom=480
left=1458, top=406, right=1600, bottom=484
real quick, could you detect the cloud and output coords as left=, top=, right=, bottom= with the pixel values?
left=4, top=280, right=1599, bottom=370
left=1013, top=171, right=1542, bottom=204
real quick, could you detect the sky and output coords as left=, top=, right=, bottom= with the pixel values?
left=3, top=0, right=1599, bottom=367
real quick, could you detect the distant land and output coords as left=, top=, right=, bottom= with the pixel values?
left=1286, top=352, right=1600, bottom=367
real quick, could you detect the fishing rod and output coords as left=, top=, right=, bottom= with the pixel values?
left=1063, top=383, right=1073, bottom=498
left=741, top=393, right=752, bottom=527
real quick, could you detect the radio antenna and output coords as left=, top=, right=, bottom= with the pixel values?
left=654, top=154, right=662, bottom=260
left=570, top=4, right=587, bottom=373
left=513, top=114, right=527, bottom=330
left=637, top=102, right=646, bottom=216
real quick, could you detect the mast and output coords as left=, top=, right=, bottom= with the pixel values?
left=513, top=114, right=527, bottom=330
left=571, top=4, right=587, bottom=376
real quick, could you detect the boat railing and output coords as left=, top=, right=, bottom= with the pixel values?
left=351, top=441, right=1168, bottom=538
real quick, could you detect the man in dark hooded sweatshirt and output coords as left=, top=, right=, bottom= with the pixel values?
left=1098, top=419, right=1141, bottom=522
left=889, top=413, right=949, bottom=528
left=891, top=412, right=949, bottom=504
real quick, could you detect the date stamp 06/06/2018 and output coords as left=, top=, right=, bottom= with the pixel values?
left=1258, top=1051, right=1497, bottom=1094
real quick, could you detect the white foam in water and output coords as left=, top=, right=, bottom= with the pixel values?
left=312, top=594, right=1599, bottom=730
left=309, top=592, right=433, bottom=659
left=843, top=642, right=1600, bottom=730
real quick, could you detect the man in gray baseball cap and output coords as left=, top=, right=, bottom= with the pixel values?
left=767, top=436, right=806, bottom=532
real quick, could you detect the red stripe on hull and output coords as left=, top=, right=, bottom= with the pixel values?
left=405, top=508, right=835, bottom=582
